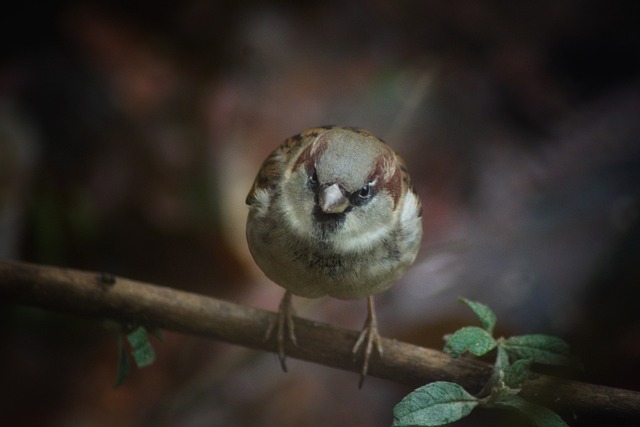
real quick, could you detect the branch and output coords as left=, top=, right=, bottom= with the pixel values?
left=1, top=260, right=638, bottom=424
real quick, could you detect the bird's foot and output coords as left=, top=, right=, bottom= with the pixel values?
left=265, top=290, right=297, bottom=372
left=352, top=296, right=383, bottom=387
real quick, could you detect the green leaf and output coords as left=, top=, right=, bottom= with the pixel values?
left=504, top=335, right=571, bottom=366
left=393, top=382, right=479, bottom=426
left=459, top=298, right=497, bottom=334
left=503, top=358, right=532, bottom=389
left=444, top=326, right=497, bottom=357
left=495, top=345, right=510, bottom=371
left=114, top=335, right=130, bottom=388
left=127, top=327, right=156, bottom=368
left=477, top=345, right=511, bottom=398
left=492, top=395, right=569, bottom=427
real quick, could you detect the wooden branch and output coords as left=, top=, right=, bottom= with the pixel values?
left=1, top=260, right=639, bottom=424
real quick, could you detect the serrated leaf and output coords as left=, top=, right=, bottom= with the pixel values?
left=459, top=298, right=497, bottom=334
left=492, top=395, right=569, bottom=427
left=114, top=335, right=130, bottom=388
left=393, top=382, right=479, bottom=426
left=504, top=335, right=571, bottom=366
left=503, top=358, right=532, bottom=389
left=444, top=326, right=497, bottom=357
left=127, top=327, right=156, bottom=368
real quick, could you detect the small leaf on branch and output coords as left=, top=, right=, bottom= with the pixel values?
left=127, top=326, right=156, bottom=368
left=444, top=326, right=497, bottom=357
left=504, top=335, right=571, bottom=366
left=393, top=382, right=479, bottom=426
left=476, top=345, right=511, bottom=398
left=495, top=345, right=510, bottom=371
left=459, top=298, right=497, bottom=334
left=503, top=358, right=532, bottom=389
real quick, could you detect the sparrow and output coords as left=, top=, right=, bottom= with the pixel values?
left=245, top=126, right=422, bottom=384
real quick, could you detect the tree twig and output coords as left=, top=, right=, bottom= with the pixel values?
left=1, top=260, right=639, bottom=424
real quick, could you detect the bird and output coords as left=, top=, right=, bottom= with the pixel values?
left=245, top=126, right=422, bottom=384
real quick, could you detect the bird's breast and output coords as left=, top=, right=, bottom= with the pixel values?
left=248, top=215, right=410, bottom=300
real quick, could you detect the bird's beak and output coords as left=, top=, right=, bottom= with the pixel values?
left=319, top=183, right=350, bottom=214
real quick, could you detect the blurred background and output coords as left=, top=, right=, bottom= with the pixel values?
left=1, top=1, right=639, bottom=426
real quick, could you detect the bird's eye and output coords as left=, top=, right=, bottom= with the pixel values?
left=359, top=183, right=371, bottom=198
left=307, top=168, right=318, bottom=190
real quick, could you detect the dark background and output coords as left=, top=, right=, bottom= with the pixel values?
left=1, top=1, right=639, bottom=426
